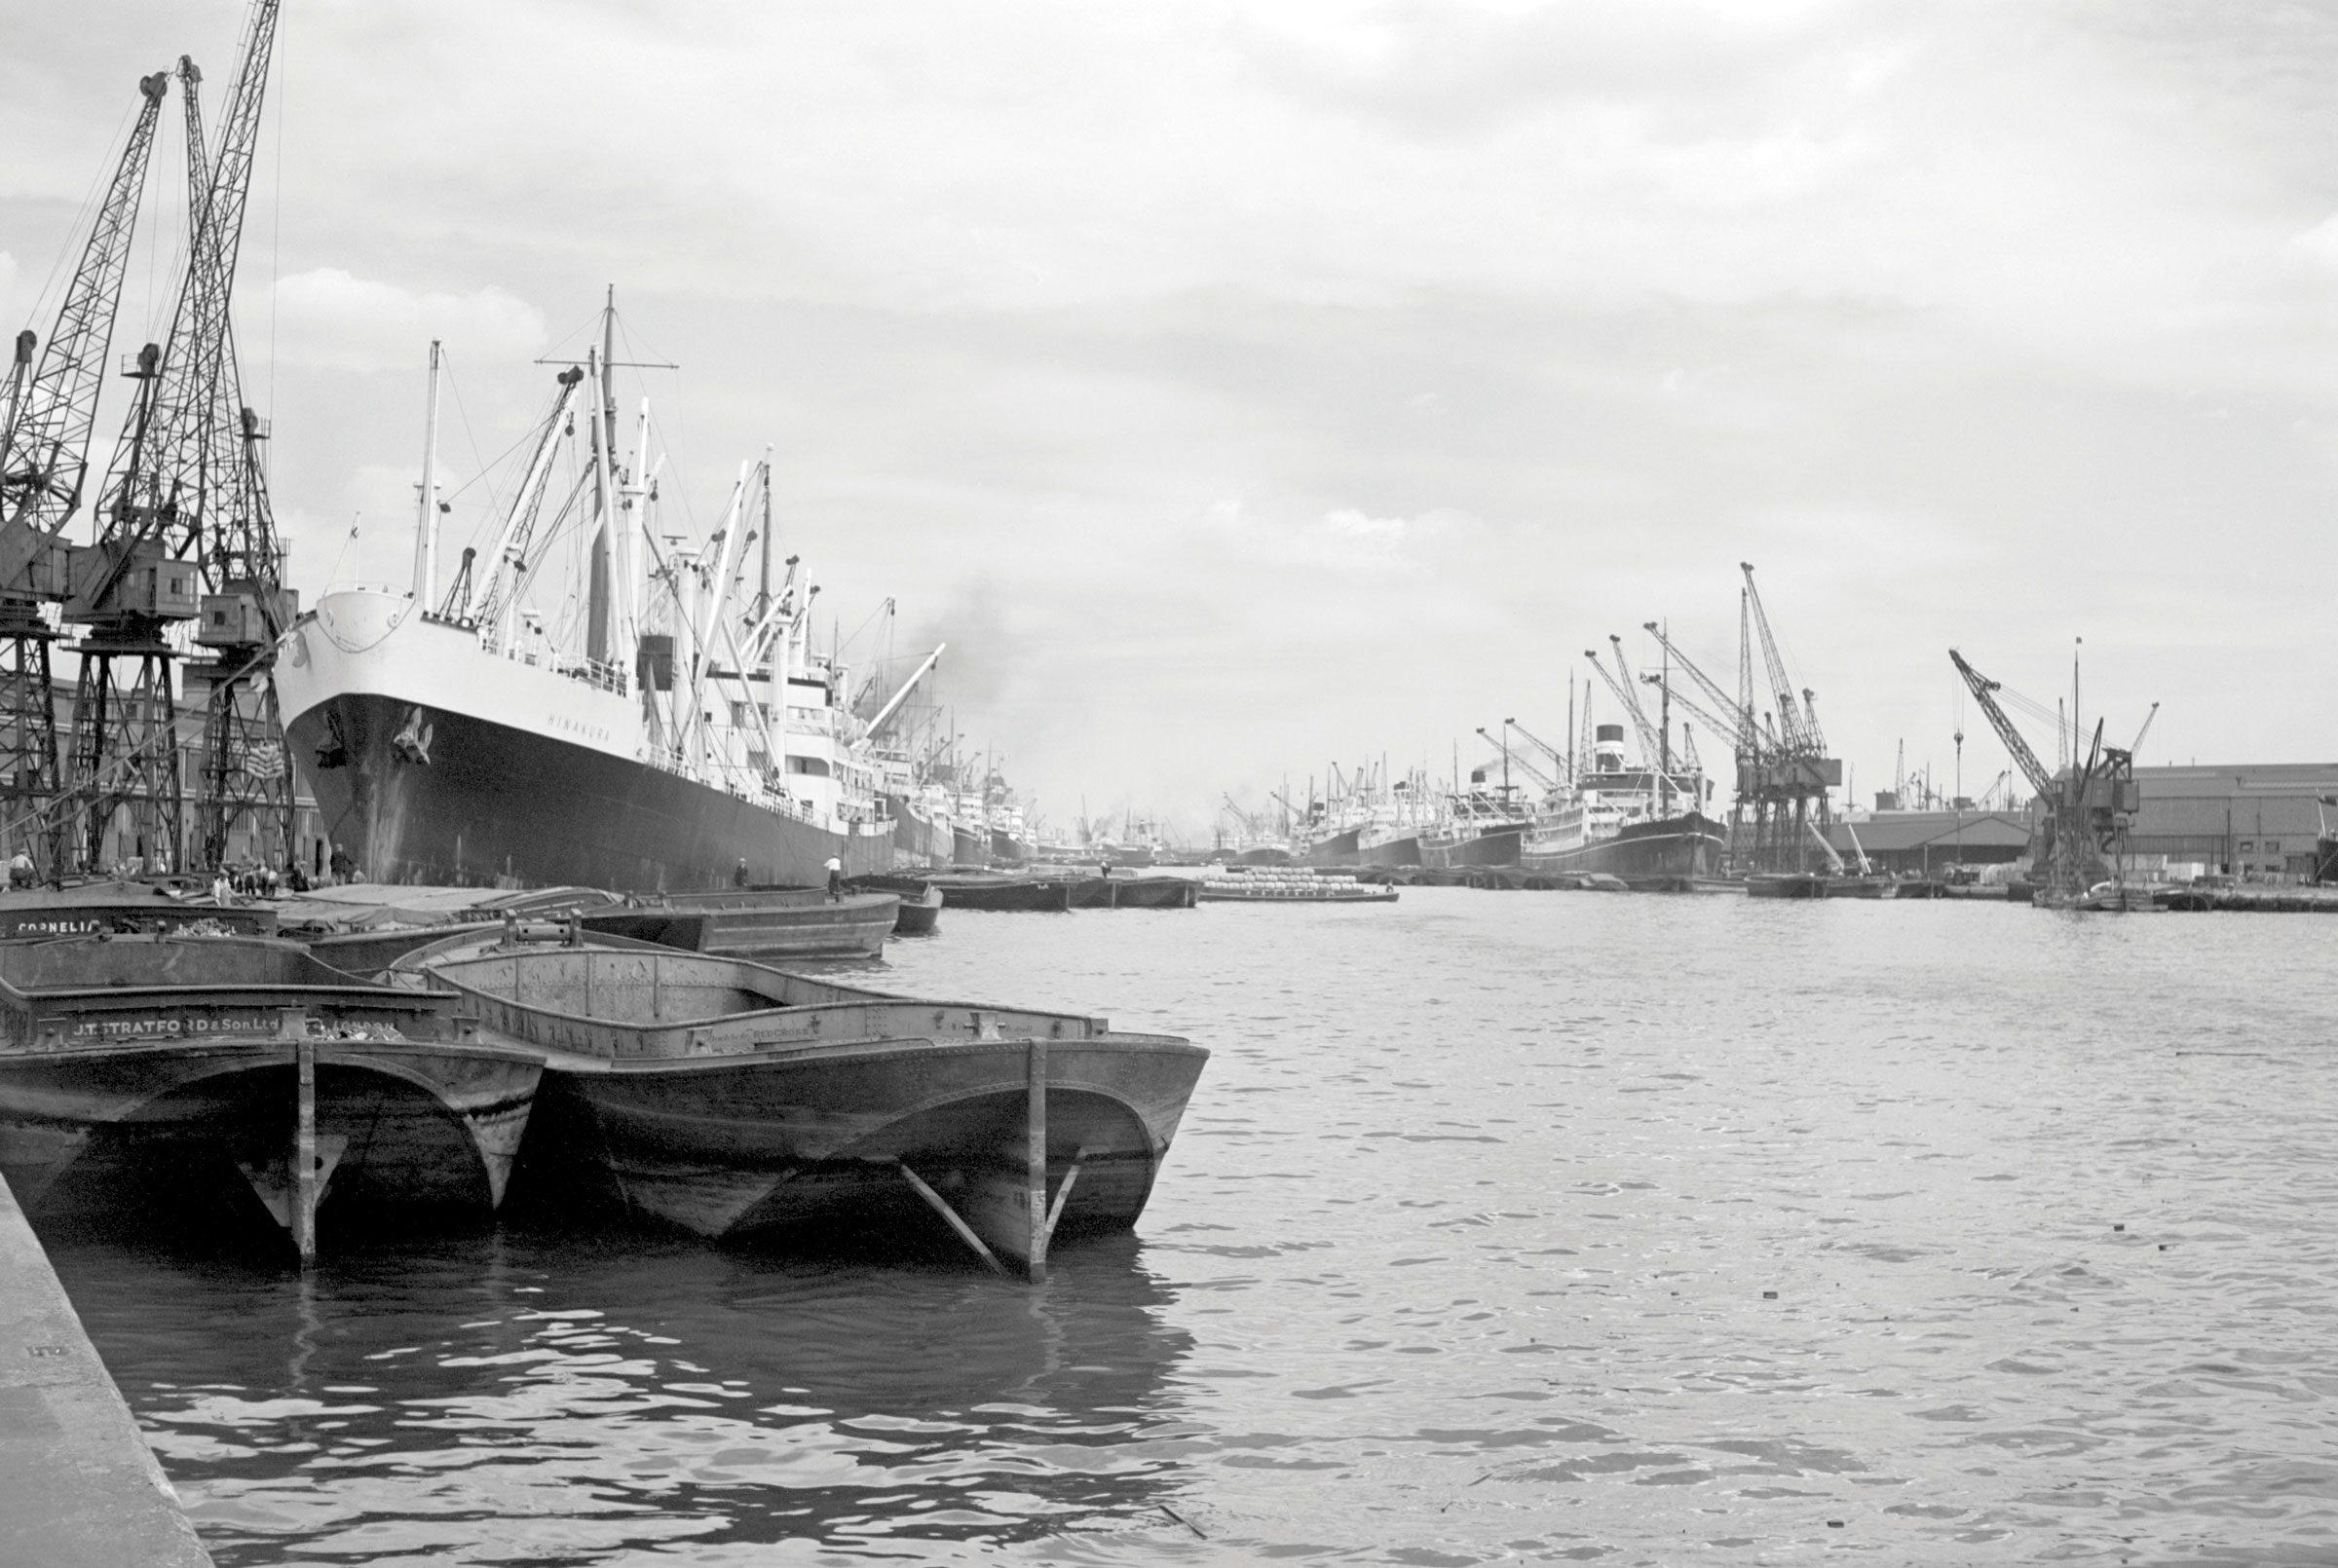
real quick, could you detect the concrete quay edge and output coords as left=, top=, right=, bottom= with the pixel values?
left=0, top=1177, right=211, bottom=1567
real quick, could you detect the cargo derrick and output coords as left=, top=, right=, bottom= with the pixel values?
left=73, top=2, right=284, bottom=876
left=1478, top=723, right=1555, bottom=794
left=1580, top=645, right=1697, bottom=805
left=1504, top=718, right=1572, bottom=789
left=0, top=72, right=170, bottom=873
left=1640, top=618, right=1762, bottom=872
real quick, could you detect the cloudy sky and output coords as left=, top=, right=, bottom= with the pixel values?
left=6, top=0, right=2337, bottom=838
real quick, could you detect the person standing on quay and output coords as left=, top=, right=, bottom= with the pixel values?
left=825, top=855, right=843, bottom=901
left=734, top=857, right=751, bottom=888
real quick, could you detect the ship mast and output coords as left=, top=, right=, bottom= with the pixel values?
left=584, top=287, right=619, bottom=665
left=412, top=340, right=440, bottom=602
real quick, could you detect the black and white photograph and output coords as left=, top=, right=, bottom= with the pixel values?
left=2, top=1, right=2335, bottom=1562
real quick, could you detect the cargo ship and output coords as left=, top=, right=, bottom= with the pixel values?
left=1356, top=821, right=1424, bottom=867
left=858, top=651, right=974, bottom=872
left=1519, top=724, right=1723, bottom=879
left=1357, top=778, right=1438, bottom=867
left=983, top=770, right=1034, bottom=863
left=275, top=307, right=896, bottom=891
left=1301, top=823, right=1363, bottom=867
left=1419, top=770, right=1532, bottom=869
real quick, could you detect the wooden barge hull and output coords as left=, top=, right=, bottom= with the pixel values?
left=1112, top=877, right=1198, bottom=909
left=412, top=938, right=1207, bottom=1274
left=0, top=883, right=279, bottom=940
left=0, top=936, right=541, bottom=1238
left=890, top=885, right=944, bottom=934
left=930, top=877, right=1075, bottom=912
left=537, top=1034, right=1204, bottom=1255
left=587, top=889, right=899, bottom=958
left=0, top=1039, right=539, bottom=1223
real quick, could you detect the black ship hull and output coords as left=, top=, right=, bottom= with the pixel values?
left=1303, top=828, right=1363, bottom=868
left=1520, top=812, right=1724, bottom=880
left=883, top=798, right=957, bottom=870
left=1358, top=832, right=1423, bottom=868
left=1421, top=824, right=1526, bottom=870
left=287, top=692, right=893, bottom=893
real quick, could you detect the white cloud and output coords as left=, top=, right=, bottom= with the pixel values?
left=265, top=269, right=546, bottom=373
left=1321, top=507, right=1408, bottom=542
left=16, top=2, right=2338, bottom=825
left=2285, top=212, right=2338, bottom=272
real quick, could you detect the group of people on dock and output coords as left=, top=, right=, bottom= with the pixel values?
left=209, top=860, right=310, bottom=902
left=0, top=840, right=372, bottom=900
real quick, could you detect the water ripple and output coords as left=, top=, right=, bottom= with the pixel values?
left=38, top=891, right=2338, bottom=1563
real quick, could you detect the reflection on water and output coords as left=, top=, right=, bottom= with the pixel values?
left=45, top=892, right=2338, bottom=1563
left=53, top=1229, right=1196, bottom=1563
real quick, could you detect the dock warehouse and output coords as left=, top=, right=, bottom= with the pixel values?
left=1823, top=810, right=2032, bottom=876
left=2099, top=764, right=2338, bottom=881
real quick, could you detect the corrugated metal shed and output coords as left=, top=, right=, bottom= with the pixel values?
left=1830, top=811, right=2032, bottom=854
left=2119, top=764, right=2338, bottom=875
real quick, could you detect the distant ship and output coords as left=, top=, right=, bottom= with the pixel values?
left=1519, top=724, right=1723, bottom=879
left=1419, top=771, right=1532, bottom=869
left=276, top=309, right=896, bottom=891
left=1098, top=817, right=1168, bottom=867
left=855, top=645, right=962, bottom=869
left=1356, top=777, right=1438, bottom=867
left=983, top=770, right=1034, bottom=863
left=1356, top=821, right=1423, bottom=867
left=1301, top=823, right=1362, bottom=867
left=886, top=791, right=959, bottom=868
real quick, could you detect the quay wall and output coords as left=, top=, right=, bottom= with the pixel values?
left=0, top=1179, right=211, bottom=1566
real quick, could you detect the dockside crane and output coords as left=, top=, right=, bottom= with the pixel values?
left=0, top=70, right=171, bottom=868
left=1948, top=648, right=2138, bottom=901
left=1734, top=563, right=1842, bottom=874
left=184, top=46, right=299, bottom=882
left=71, top=2, right=283, bottom=874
